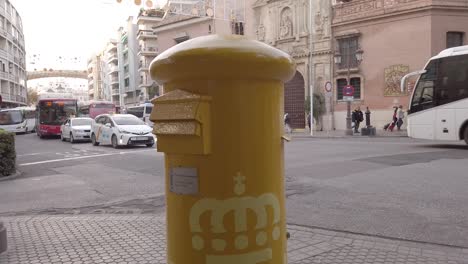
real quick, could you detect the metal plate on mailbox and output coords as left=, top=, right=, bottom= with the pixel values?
left=170, top=167, right=198, bottom=195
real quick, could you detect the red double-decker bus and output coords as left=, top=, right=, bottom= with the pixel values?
left=36, top=98, right=78, bottom=138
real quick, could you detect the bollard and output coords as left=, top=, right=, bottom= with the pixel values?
left=0, top=221, right=6, bottom=254
left=362, top=107, right=376, bottom=136
left=149, top=35, right=296, bottom=264
left=365, top=107, right=371, bottom=128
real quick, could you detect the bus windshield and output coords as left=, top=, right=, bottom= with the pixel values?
left=0, top=110, right=23, bottom=125
left=127, top=107, right=144, bottom=118
left=39, top=100, right=77, bottom=125
left=93, top=103, right=114, bottom=109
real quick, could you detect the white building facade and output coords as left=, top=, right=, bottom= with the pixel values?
left=0, top=0, right=26, bottom=108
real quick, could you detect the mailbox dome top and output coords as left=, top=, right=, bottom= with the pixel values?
left=150, top=35, right=296, bottom=84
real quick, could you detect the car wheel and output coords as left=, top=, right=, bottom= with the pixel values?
left=60, top=133, right=65, bottom=141
left=146, top=143, right=154, bottom=148
left=464, top=126, right=468, bottom=145
left=91, top=133, right=99, bottom=146
left=111, top=135, right=119, bottom=149
left=70, top=133, right=75, bottom=144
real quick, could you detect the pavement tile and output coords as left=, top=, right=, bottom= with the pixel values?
left=0, top=215, right=468, bottom=264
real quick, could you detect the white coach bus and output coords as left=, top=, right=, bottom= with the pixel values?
left=0, top=106, right=37, bottom=133
left=401, top=45, right=468, bottom=144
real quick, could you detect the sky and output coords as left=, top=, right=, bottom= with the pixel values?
left=10, top=0, right=167, bottom=71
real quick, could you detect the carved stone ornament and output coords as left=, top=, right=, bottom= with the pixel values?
left=315, top=11, right=323, bottom=34
left=279, top=7, right=293, bottom=38
left=288, top=46, right=310, bottom=58
left=384, top=64, right=410, bottom=96
left=256, top=24, right=266, bottom=41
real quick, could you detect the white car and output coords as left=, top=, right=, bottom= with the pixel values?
left=91, top=114, right=154, bottom=148
left=61, top=117, right=93, bottom=143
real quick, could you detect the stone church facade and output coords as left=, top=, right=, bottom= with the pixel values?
left=249, top=0, right=468, bottom=131
left=250, top=0, right=333, bottom=130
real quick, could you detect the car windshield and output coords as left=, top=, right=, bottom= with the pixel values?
left=72, top=119, right=92, bottom=126
left=0, top=110, right=23, bottom=125
left=113, top=116, right=145, bottom=126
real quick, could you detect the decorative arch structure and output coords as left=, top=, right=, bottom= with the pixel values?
left=27, top=70, right=88, bottom=80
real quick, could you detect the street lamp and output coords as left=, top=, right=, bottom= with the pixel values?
left=334, top=47, right=364, bottom=135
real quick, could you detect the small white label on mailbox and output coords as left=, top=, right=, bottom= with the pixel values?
left=170, top=167, right=198, bottom=195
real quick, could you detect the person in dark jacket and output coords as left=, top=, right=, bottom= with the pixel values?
left=352, top=106, right=364, bottom=133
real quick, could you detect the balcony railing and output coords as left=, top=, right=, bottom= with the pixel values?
left=107, top=55, right=118, bottom=63
left=109, top=66, right=119, bottom=73
left=0, top=92, right=26, bottom=103
left=137, top=31, right=158, bottom=40
left=139, top=61, right=149, bottom=69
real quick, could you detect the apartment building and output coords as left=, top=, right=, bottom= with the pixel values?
left=0, top=0, right=26, bottom=108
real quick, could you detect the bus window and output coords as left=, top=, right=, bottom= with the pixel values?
left=79, top=105, right=90, bottom=117
left=436, top=54, right=468, bottom=106
left=127, top=107, right=144, bottom=118
left=411, top=60, right=437, bottom=113
left=0, top=110, right=23, bottom=125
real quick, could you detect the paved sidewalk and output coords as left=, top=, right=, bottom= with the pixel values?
left=1, top=214, right=467, bottom=264
left=291, top=129, right=408, bottom=139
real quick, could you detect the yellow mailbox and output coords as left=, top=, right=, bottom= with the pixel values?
left=149, top=35, right=296, bottom=264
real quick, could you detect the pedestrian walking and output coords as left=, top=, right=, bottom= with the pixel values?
left=307, top=114, right=312, bottom=131
left=284, top=113, right=292, bottom=134
left=397, top=105, right=405, bottom=131
left=384, top=106, right=398, bottom=132
left=351, top=106, right=364, bottom=133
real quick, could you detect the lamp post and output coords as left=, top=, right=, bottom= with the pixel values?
left=334, top=48, right=363, bottom=135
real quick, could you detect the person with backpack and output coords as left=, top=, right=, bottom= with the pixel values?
left=351, top=106, right=364, bottom=133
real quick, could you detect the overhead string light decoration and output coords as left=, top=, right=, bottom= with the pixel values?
left=116, top=0, right=155, bottom=7
left=115, top=0, right=245, bottom=22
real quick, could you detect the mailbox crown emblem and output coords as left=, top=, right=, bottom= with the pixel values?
left=189, top=173, right=282, bottom=264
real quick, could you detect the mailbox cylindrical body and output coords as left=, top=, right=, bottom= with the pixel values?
left=150, top=35, right=296, bottom=264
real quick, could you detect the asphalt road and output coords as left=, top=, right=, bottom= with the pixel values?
left=2, top=132, right=468, bottom=248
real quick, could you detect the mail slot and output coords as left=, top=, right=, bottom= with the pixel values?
left=151, top=89, right=211, bottom=155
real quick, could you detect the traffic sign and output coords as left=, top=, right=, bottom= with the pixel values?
left=343, top=85, right=354, bottom=96
left=343, top=96, right=354, bottom=101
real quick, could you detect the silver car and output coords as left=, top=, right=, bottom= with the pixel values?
left=60, top=117, right=93, bottom=143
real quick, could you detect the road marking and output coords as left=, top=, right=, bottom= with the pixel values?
left=17, top=153, right=45, bottom=157
left=19, top=149, right=155, bottom=166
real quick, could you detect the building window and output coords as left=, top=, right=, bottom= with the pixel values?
left=447, top=32, right=464, bottom=48
left=232, top=22, right=244, bottom=35
left=337, top=77, right=361, bottom=100
left=337, top=37, right=358, bottom=69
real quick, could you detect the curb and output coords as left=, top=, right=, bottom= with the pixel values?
left=292, top=135, right=409, bottom=139
left=0, top=170, right=22, bottom=182
left=0, top=221, right=6, bottom=254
